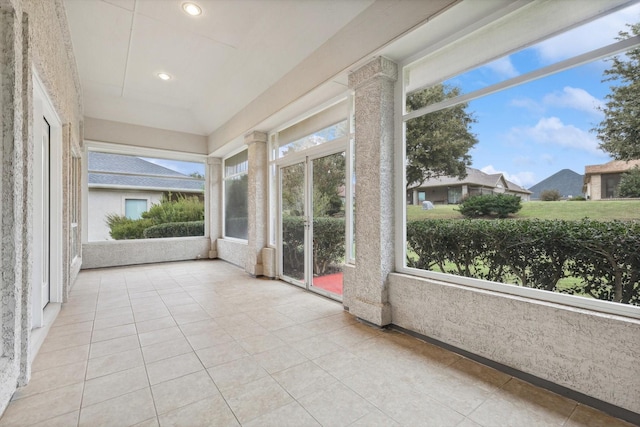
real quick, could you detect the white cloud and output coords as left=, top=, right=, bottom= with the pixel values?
left=480, top=165, right=537, bottom=188
left=542, top=87, right=604, bottom=116
left=508, top=117, right=606, bottom=155
left=510, top=97, right=544, bottom=114
left=482, top=56, right=519, bottom=78
left=540, top=153, right=555, bottom=165
left=533, top=4, right=640, bottom=62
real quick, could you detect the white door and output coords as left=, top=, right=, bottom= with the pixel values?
left=41, top=117, right=51, bottom=309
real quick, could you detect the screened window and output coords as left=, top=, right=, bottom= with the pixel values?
left=86, top=149, right=205, bottom=241
left=224, top=150, right=248, bottom=240
left=402, top=3, right=640, bottom=314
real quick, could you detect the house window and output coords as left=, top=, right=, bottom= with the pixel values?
left=224, top=150, right=248, bottom=240
left=125, top=199, right=147, bottom=220
left=86, top=147, right=205, bottom=241
left=401, top=3, right=640, bottom=314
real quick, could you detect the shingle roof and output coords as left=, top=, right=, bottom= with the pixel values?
left=416, top=167, right=531, bottom=194
left=584, top=159, right=640, bottom=175
left=88, top=152, right=204, bottom=192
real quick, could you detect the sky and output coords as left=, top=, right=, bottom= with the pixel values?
left=442, top=3, right=640, bottom=189
left=141, top=157, right=205, bottom=176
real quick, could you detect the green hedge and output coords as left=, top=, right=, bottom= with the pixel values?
left=282, top=216, right=345, bottom=276
left=143, top=220, right=204, bottom=238
left=457, top=194, right=522, bottom=218
left=406, top=218, right=640, bottom=305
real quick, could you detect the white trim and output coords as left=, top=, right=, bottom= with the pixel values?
left=86, top=140, right=207, bottom=163
left=32, top=70, right=63, bottom=328
left=403, top=36, right=640, bottom=122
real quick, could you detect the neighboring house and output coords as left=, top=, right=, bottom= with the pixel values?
left=583, top=159, right=640, bottom=200
left=528, top=169, right=584, bottom=199
left=408, top=167, right=531, bottom=205
left=88, top=152, right=204, bottom=240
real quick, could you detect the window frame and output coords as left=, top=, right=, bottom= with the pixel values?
left=395, top=6, right=640, bottom=320
left=222, top=147, right=249, bottom=242
left=83, top=141, right=208, bottom=243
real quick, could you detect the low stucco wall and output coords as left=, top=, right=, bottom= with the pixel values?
left=217, top=238, right=247, bottom=269
left=387, top=272, right=640, bottom=415
left=81, top=237, right=210, bottom=269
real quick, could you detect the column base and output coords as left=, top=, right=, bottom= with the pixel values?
left=348, top=298, right=392, bottom=327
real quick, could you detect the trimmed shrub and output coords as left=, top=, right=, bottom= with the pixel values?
left=568, top=195, right=586, bottom=201
left=540, top=189, right=562, bottom=201
left=457, top=194, right=522, bottom=218
left=282, top=216, right=345, bottom=277
left=143, top=220, right=204, bottom=238
left=105, top=214, right=153, bottom=240
left=406, top=218, right=640, bottom=305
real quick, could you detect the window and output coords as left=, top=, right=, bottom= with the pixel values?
left=125, top=199, right=147, bottom=220
left=70, top=155, right=80, bottom=260
left=86, top=147, right=205, bottom=241
left=401, top=3, right=640, bottom=314
left=224, top=150, right=248, bottom=240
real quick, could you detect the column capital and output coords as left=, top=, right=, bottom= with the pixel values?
left=207, top=157, right=222, bottom=165
left=244, top=130, right=268, bottom=146
left=348, top=56, right=398, bottom=91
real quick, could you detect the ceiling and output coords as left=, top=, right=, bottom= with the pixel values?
left=64, top=0, right=375, bottom=136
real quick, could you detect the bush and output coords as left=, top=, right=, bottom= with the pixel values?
left=106, top=195, right=205, bottom=240
left=406, top=218, right=640, bottom=305
left=143, top=220, right=204, bottom=238
left=142, top=194, right=204, bottom=223
left=540, top=189, right=562, bottom=201
left=282, top=216, right=345, bottom=277
left=568, top=195, right=586, bottom=201
left=457, top=194, right=522, bottom=218
left=105, top=214, right=153, bottom=240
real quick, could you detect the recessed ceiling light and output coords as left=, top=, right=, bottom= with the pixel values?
left=182, top=2, right=202, bottom=16
left=157, top=72, right=172, bottom=81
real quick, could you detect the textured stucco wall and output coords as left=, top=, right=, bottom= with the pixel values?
left=591, top=175, right=602, bottom=200
left=245, top=131, right=267, bottom=276
left=81, top=237, right=210, bottom=270
left=0, top=0, right=83, bottom=415
left=343, top=57, right=397, bottom=326
left=217, top=238, right=247, bottom=269
left=388, top=273, right=640, bottom=414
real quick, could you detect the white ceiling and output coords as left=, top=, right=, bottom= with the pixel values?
left=64, top=0, right=375, bottom=136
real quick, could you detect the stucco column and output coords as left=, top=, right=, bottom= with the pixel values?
left=245, top=131, right=268, bottom=276
left=208, top=157, right=222, bottom=258
left=344, top=56, right=397, bottom=326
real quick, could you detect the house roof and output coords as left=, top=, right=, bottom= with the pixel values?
left=584, top=159, right=640, bottom=175
left=88, top=152, right=204, bottom=193
left=416, top=167, right=532, bottom=194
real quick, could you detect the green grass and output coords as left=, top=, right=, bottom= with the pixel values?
left=407, top=200, right=640, bottom=221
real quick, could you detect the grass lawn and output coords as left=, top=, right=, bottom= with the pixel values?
left=407, top=200, right=640, bottom=221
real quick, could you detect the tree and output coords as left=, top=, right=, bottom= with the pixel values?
left=593, top=23, right=640, bottom=160
left=406, top=84, right=478, bottom=189
left=619, top=166, right=640, bottom=197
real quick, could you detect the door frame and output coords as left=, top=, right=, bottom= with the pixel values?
left=276, top=138, right=347, bottom=301
left=32, top=70, right=63, bottom=328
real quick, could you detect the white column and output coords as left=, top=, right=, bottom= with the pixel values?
left=344, top=57, right=397, bottom=326
left=245, top=131, right=268, bottom=276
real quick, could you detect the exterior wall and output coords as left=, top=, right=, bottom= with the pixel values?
left=87, top=188, right=163, bottom=241
left=590, top=175, right=602, bottom=200
left=81, top=237, right=210, bottom=269
left=217, top=238, right=247, bottom=269
left=0, top=0, right=83, bottom=415
left=388, top=273, right=640, bottom=414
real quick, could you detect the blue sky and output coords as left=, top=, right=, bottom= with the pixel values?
left=142, top=157, right=205, bottom=176
left=442, top=3, right=640, bottom=189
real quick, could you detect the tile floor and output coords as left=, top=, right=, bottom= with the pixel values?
left=0, top=260, right=635, bottom=427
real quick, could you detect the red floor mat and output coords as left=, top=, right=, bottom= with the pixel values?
left=312, top=272, right=343, bottom=295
